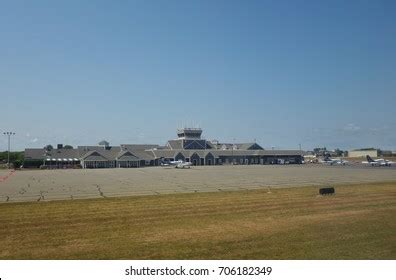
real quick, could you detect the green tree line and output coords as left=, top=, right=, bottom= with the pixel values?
left=0, top=151, right=24, bottom=168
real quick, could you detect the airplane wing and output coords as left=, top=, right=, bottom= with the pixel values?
left=362, top=161, right=379, bottom=166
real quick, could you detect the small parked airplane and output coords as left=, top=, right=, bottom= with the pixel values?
left=362, top=155, right=394, bottom=166
left=160, top=159, right=193, bottom=169
left=320, top=155, right=349, bottom=166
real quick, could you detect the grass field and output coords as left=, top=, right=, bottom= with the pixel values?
left=0, top=182, right=395, bottom=259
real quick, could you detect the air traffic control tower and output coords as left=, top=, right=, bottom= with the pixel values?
left=167, top=128, right=211, bottom=150
left=176, top=128, right=203, bottom=139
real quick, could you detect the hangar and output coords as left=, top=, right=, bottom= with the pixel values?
left=348, top=148, right=379, bottom=158
left=24, top=128, right=303, bottom=168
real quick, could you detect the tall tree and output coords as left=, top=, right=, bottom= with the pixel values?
left=44, top=145, right=53, bottom=151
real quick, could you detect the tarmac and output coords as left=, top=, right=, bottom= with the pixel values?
left=1, top=164, right=396, bottom=203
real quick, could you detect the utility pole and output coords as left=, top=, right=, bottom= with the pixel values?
left=3, top=132, right=15, bottom=168
left=232, top=138, right=235, bottom=165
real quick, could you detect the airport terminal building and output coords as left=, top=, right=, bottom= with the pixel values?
left=24, top=128, right=304, bottom=168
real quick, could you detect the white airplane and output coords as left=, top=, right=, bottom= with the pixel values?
left=320, top=155, right=349, bottom=166
left=362, top=155, right=394, bottom=166
left=160, top=159, right=193, bottom=169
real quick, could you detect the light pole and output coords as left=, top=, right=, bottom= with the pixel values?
left=3, top=132, right=15, bottom=168
left=232, top=138, right=235, bottom=165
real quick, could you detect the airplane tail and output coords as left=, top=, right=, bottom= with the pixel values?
left=366, top=155, right=374, bottom=162
left=324, top=155, right=331, bottom=161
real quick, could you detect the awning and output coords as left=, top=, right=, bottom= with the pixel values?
left=52, top=159, right=57, bottom=161
left=68, top=158, right=73, bottom=161
left=46, top=158, right=51, bottom=161
left=74, top=158, right=79, bottom=161
left=58, top=159, right=62, bottom=161
left=63, top=159, right=68, bottom=161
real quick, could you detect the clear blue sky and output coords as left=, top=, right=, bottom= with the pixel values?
left=1, top=0, right=395, bottom=151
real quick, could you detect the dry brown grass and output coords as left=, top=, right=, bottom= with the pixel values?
left=0, top=182, right=395, bottom=259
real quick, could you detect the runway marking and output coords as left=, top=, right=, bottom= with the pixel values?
left=0, top=170, right=16, bottom=183
left=37, top=191, right=45, bottom=202
left=96, top=185, right=106, bottom=198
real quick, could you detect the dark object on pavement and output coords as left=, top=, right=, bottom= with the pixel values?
left=319, top=187, right=335, bottom=195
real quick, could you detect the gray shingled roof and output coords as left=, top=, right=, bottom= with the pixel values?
left=151, top=149, right=178, bottom=158
left=208, top=142, right=264, bottom=150
left=128, top=150, right=155, bottom=161
left=151, top=149, right=220, bottom=159
left=173, top=151, right=190, bottom=158
left=211, top=150, right=258, bottom=157
left=257, top=150, right=303, bottom=156
left=24, top=149, right=47, bottom=160
left=166, top=140, right=183, bottom=150
left=121, top=144, right=159, bottom=151
left=25, top=144, right=301, bottom=162
left=48, top=149, right=80, bottom=159
left=117, top=151, right=139, bottom=161
left=78, top=146, right=121, bottom=160
left=25, top=148, right=80, bottom=160
left=205, top=141, right=215, bottom=149
left=188, top=150, right=206, bottom=157
left=78, top=146, right=101, bottom=156
left=81, top=151, right=109, bottom=161
left=237, top=143, right=264, bottom=150
left=125, top=148, right=303, bottom=159
left=211, top=149, right=302, bottom=157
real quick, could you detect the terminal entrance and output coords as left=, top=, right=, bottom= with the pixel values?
left=190, top=153, right=201, bottom=166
